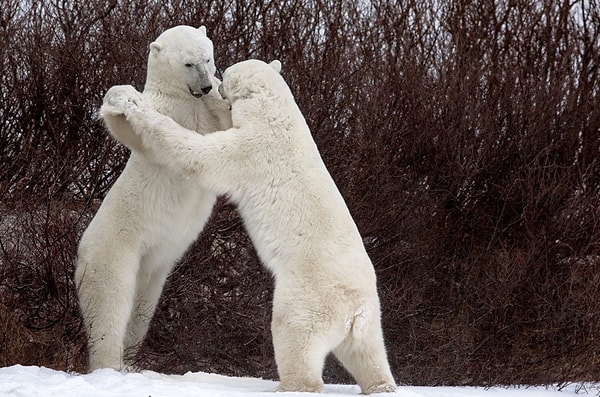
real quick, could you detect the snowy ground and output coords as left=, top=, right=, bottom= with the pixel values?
left=0, top=365, right=598, bottom=397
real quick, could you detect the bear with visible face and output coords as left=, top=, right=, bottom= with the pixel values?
left=100, top=59, right=396, bottom=394
left=75, top=25, right=231, bottom=372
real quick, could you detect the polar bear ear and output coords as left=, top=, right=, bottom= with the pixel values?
left=150, top=41, right=163, bottom=54
left=269, top=60, right=282, bottom=74
left=198, top=26, right=207, bottom=36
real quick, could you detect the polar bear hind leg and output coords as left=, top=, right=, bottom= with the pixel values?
left=76, top=250, right=140, bottom=371
left=271, top=311, right=329, bottom=393
left=332, top=318, right=396, bottom=394
left=123, top=263, right=173, bottom=361
left=270, top=288, right=356, bottom=393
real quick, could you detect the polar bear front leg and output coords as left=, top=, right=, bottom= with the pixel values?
left=116, top=103, right=246, bottom=194
left=100, top=85, right=147, bottom=155
left=108, top=95, right=189, bottom=161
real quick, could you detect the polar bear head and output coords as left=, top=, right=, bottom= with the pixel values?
left=146, top=25, right=217, bottom=98
left=218, top=59, right=284, bottom=103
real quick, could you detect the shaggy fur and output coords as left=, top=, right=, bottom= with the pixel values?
left=102, top=59, right=395, bottom=393
left=75, top=25, right=231, bottom=371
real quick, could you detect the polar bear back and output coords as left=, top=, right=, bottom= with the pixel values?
left=217, top=61, right=378, bottom=288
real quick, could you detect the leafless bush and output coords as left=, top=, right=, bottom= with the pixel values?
left=0, top=202, right=88, bottom=370
left=1, top=0, right=599, bottom=386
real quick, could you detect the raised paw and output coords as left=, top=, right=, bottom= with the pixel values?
left=122, top=98, right=144, bottom=119
left=100, top=85, right=144, bottom=117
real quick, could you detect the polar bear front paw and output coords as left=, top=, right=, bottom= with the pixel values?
left=100, top=85, right=143, bottom=117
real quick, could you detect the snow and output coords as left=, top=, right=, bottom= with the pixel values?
left=0, top=365, right=597, bottom=397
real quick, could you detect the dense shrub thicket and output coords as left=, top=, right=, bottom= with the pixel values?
left=1, top=0, right=599, bottom=386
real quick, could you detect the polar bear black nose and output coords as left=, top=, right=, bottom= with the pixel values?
left=201, top=85, right=212, bottom=94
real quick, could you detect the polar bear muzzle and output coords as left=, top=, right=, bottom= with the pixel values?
left=189, top=84, right=212, bottom=98
left=188, top=64, right=213, bottom=97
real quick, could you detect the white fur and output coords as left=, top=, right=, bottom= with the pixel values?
left=75, top=25, right=232, bottom=372
left=104, top=59, right=396, bottom=393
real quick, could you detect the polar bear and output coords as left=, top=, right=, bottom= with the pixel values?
left=75, top=25, right=231, bottom=372
left=100, top=59, right=396, bottom=393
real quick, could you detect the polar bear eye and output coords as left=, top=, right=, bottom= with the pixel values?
left=185, top=63, right=194, bottom=68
